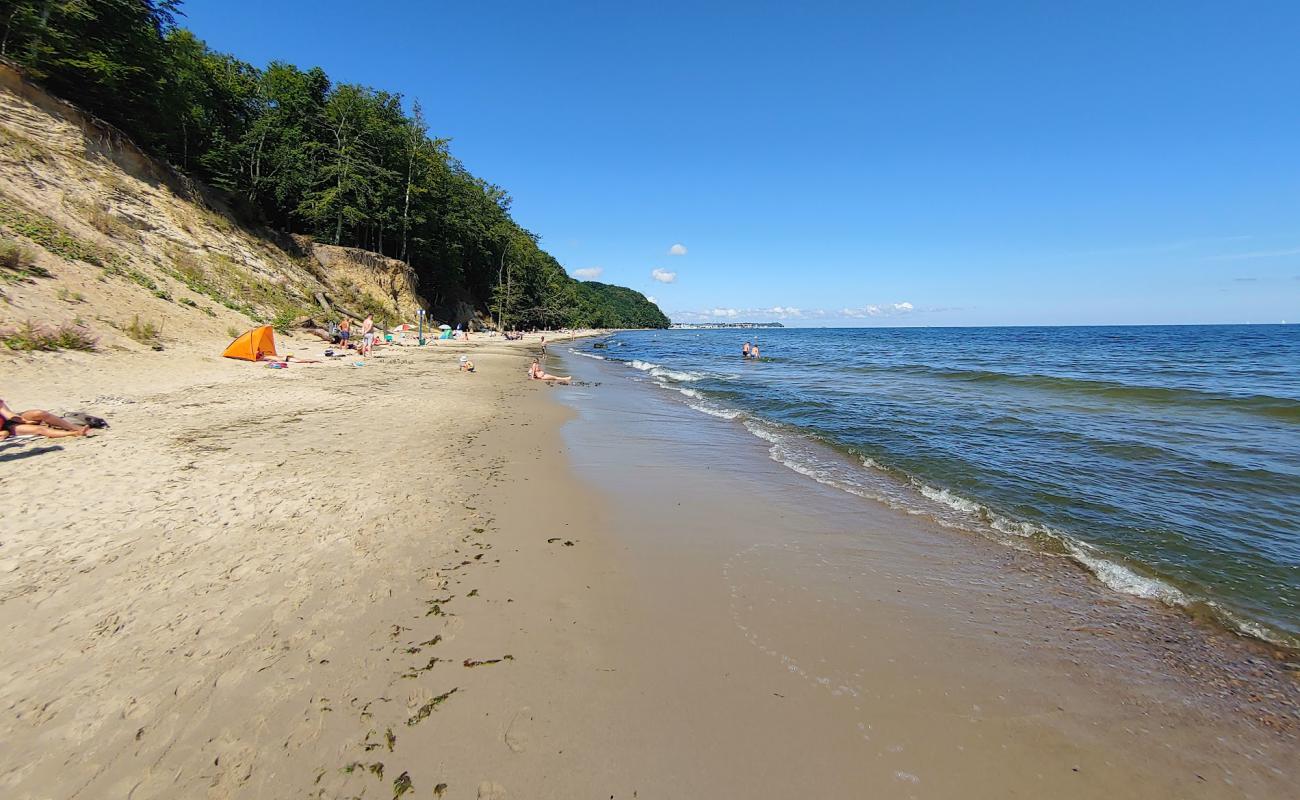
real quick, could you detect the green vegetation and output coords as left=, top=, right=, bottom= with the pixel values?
left=0, top=196, right=106, bottom=266
left=1, top=1, right=668, bottom=329
left=573, top=282, right=670, bottom=328
left=0, top=237, right=47, bottom=282
left=122, top=315, right=162, bottom=347
left=2, top=320, right=96, bottom=351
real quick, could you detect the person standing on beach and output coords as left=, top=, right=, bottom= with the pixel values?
left=540, top=335, right=547, bottom=357
left=360, top=315, right=375, bottom=356
left=339, top=317, right=351, bottom=348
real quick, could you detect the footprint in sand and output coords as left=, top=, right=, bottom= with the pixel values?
left=478, top=780, right=508, bottom=799
left=504, top=707, right=532, bottom=753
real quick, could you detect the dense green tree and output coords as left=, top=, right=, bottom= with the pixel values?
left=1, top=0, right=668, bottom=328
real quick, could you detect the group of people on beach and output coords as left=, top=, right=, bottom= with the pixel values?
left=742, top=341, right=761, bottom=359
left=334, top=315, right=380, bottom=356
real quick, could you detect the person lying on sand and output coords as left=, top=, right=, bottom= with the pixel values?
left=459, top=355, right=475, bottom=373
left=0, top=397, right=92, bottom=439
left=528, top=358, right=570, bottom=384
left=255, top=352, right=321, bottom=364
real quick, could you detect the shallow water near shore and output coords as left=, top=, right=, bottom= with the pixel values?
left=550, top=347, right=1298, bottom=797
left=573, top=325, right=1300, bottom=647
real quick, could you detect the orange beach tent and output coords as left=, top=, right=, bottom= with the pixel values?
left=222, top=325, right=276, bottom=361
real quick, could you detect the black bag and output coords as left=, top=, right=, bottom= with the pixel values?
left=59, top=411, right=109, bottom=429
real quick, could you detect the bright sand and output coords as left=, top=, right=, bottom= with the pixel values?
left=0, top=337, right=1295, bottom=798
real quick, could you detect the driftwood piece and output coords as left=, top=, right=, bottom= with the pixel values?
left=316, top=292, right=368, bottom=322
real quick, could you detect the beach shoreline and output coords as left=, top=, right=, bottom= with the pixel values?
left=1, top=333, right=1296, bottom=798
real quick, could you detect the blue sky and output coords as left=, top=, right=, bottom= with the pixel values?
left=183, top=1, right=1300, bottom=326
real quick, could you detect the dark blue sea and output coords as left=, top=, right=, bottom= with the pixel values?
left=571, top=325, right=1300, bottom=647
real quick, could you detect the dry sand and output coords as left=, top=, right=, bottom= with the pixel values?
left=0, top=332, right=608, bottom=799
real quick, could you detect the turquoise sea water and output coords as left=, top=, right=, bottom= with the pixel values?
left=572, top=325, right=1300, bottom=646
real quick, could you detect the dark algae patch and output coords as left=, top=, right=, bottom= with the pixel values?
left=464, top=655, right=514, bottom=668
left=401, top=657, right=441, bottom=678
left=392, top=770, right=413, bottom=798
left=406, top=688, right=457, bottom=726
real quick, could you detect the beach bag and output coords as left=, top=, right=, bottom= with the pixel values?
left=59, top=411, right=109, bottom=429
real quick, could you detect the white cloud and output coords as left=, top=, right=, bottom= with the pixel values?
left=571, top=267, right=603, bottom=280
left=651, top=268, right=677, bottom=283
left=674, top=300, right=927, bottom=322
left=668, top=243, right=688, bottom=256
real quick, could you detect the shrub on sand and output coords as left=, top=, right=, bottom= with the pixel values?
left=1, top=320, right=97, bottom=352
left=123, top=315, right=162, bottom=348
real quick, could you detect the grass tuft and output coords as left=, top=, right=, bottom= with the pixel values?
left=122, top=315, right=162, bottom=348
left=1, top=320, right=97, bottom=352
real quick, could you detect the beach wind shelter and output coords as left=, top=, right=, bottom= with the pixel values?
left=222, top=325, right=277, bottom=361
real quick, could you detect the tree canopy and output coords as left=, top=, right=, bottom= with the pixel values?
left=0, top=0, right=668, bottom=329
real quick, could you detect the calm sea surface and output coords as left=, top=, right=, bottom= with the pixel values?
left=572, top=325, right=1300, bottom=646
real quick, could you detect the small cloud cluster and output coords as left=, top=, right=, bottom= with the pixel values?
left=571, top=267, right=603, bottom=280
left=651, top=268, right=677, bottom=283
left=668, top=243, right=688, bottom=256
left=671, top=301, right=932, bottom=323
left=838, top=301, right=914, bottom=318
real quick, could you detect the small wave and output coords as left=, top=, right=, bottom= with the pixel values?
left=626, top=359, right=705, bottom=382
left=919, top=484, right=984, bottom=515
left=650, top=367, right=705, bottom=382
left=570, top=350, right=605, bottom=360
left=690, top=403, right=743, bottom=420
left=1063, top=541, right=1190, bottom=606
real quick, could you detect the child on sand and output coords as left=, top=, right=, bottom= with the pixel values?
left=459, top=355, right=475, bottom=372
left=0, top=397, right=91, bottom=439
left=528, top=358, right=570, bottom=384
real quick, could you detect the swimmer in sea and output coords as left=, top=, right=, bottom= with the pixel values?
left=742, top=341, right=751, bottom=358
left=750, top=343, right=760, bottom=360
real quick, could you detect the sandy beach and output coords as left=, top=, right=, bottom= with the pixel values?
left=2, top=335, right=1297, bottom=799
left=0, top=332, right=609, bottom=798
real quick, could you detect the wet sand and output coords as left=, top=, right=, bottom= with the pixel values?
left=1, top=338, right=1295, bottom=798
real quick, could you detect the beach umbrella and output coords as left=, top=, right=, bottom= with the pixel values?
left=390, top=323, right=415, bottom=332
left=438, top=324, right=451, bottom=330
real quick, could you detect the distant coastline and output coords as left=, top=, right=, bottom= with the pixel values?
left=670, top=322, right=785, bottom=329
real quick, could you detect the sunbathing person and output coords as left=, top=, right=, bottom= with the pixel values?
left=0, top=397, right=91, bottom=439
left=255, top=352, right=321, bottom=364
left=528, top=358, right=571, bottom=384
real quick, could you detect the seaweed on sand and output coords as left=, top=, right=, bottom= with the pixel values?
left=406, top=688, right=457, bottom=726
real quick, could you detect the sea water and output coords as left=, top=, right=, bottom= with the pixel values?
left=572, top=325, right=1300, bottom=646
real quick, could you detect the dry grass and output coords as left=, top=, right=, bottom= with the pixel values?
left=122, top=315, right=162, bottom=348
left=84, top=202, right=133, bottom=238
left=0, top=238, right=38, bottom=272
left=1, top=320, right=96, bottom=352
